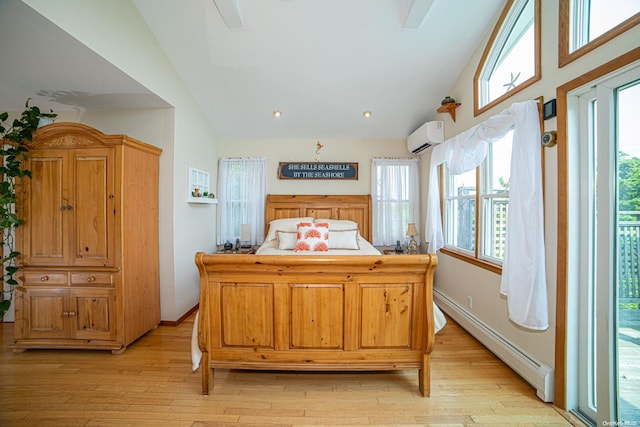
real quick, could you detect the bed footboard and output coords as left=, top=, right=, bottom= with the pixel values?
left=195, top=252, right=437, bottom=396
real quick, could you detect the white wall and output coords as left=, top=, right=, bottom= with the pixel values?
left=219, top=138, right=413, bottom=196
left=426, top=1, right=640, bottom=368
left=24, top=0, right=219, bottom=321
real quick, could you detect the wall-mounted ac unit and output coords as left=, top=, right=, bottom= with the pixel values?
left=407, top=120, right=444, bottom=154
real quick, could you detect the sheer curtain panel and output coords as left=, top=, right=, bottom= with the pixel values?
left=217, top=158, right=266, bottom=246
left=371, top=158, right=420, bottom=246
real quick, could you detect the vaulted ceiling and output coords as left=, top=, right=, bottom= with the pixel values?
left=0, top=0, right=505, bottom=139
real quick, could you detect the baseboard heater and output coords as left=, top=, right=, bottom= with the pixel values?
left=434, top=289, right=554, bottom=402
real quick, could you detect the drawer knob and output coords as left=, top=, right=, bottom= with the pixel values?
left=87, top=276, right=96, bottom=283
left=40, top=275, right=49, bottom=282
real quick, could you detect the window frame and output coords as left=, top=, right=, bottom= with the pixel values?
left=473, top=0, right=541, bottom=117
left=558, top=0, right=640, bottom=68
left=442, top=165, right=477, bottom=257
left=479, top=133, right=513, bottom=264
left=440, top=138, right=514, bottom=275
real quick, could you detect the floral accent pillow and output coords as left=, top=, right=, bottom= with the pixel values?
left=294, top=222, right=329, bottom=252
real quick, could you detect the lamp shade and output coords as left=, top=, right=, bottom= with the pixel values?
left=406, top=223, right=418, bottom=237
left=241, top=224, right=251, bottom=242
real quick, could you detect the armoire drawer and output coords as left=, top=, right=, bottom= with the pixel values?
left=71, top=272, right=114, bottom=286
left=22, top=272, right=68, bottom=286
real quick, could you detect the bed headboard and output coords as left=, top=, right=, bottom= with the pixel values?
left=265, top=194, right=372, bottom=242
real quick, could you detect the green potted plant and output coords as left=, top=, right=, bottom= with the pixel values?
left=0, top=99, right=56, bottom=319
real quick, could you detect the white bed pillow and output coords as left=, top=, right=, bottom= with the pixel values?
left=314, top=219, right=359, bottom=231
left=328, top=229, right=360, bottom=250
left=265, top=217, right=313, bottom=242
left=276, top=231, right=298, bottom=250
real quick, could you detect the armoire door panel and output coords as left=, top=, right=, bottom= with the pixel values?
left=24, top=287, right=68, bottom=339
left=25, top=153, right=66, bottom=264
left=72, top=288, right=116, bottom=340
left=71, top=149, right=114, bottom=266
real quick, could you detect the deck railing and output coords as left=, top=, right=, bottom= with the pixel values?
left=619, top=212, right=640, bottom=302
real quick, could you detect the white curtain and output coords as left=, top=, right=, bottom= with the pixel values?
left=425, top=100, right=548, bottom=330
left=371, top=158, right=420, bottom=246
left=217, top=158, right=266, bottom=246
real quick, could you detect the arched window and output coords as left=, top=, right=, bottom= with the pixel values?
left=474, top=0, right=541, bottom=116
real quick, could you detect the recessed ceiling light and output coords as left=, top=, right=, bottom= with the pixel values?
left=363, top=111, right=372, bottom=118
left=273, top=110, right=282, bottom=118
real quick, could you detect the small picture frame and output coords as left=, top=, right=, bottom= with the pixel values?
left=187, top=167, right=217, bottom=204
left=189, top=167, right=210, bottom=197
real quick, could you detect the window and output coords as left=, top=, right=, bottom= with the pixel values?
left=474, top=0, right=540, bottom=116
left=443, top=166, right=476, bottom=254
left=217, top=158, right=266, bottom=247
left=559, top=0, right=640, bottom=67
left=481, top=132, right=512, bottom=262
left=443, top=131, right=513, bottom=268
left=371, top=158, right=420, bottom=247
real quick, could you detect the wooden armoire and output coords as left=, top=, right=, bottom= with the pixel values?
left=11, top=123, right=162, bottom=353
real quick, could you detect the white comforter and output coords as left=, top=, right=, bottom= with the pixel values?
left=191, top=243, right=447, bottom=370
left=255, top=235, right=381, bottom=255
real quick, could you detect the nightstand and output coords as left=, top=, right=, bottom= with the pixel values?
left=217, top=247, right=256, bottom=254
left=383, top=249, right=405, bottom=255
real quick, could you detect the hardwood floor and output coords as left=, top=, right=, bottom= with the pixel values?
left=1, top=314, right=582, bottom=426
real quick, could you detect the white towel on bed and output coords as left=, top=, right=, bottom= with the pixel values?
left=192, top=311, right=201, bottom=371
left=434, top=303, right=446, bottom=334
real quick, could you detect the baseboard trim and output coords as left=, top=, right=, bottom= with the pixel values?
left=434, top=289, right=554, bottom=402
left=159, top=304, right=199, bottom=327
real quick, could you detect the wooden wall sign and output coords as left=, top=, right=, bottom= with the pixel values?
left=278, top=162, right=358, bottom=180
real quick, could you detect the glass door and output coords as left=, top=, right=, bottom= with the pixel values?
left=572, top=65, right=640, bottom=425
left=615, top=79, right=640, bottom=422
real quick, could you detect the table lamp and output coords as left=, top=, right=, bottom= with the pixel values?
left=240, top=223, right=251, bottom=248
left=406, top=223, right=419, bottom=254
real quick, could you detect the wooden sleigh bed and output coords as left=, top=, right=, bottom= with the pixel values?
left=194, top=194, right=438, bottom=396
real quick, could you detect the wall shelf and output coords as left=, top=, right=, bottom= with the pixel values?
left=437, top=102, right=461, bottom=122
left=187, top=197, right=218, bottom=204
